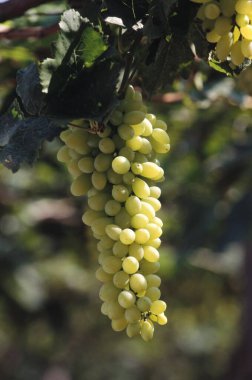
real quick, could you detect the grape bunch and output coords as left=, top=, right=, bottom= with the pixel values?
left=57, top=85, right=170, bottom=341
left=191, top=0, right=252, bottom=67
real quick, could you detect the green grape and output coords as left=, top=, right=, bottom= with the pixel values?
left=119, top=146, right=135, bottom=161
left=99, top=282, right=121, bottom=302
left=241, top=38, right=252, bottom=58
left=120, top=228, right=136, bottom=245
left=122, top=256, right=139, bottom=274
left=125, top=196, right=142, bottom=215
left=95, top=267, right=113, bottom=282
left=132, top=178, right=150, bottom=198
left=146, top=223, right=162, bottom=239
left=109, top=110, right=123, bottom=126
left=141, top=320, right=154, bottom=341
left=112, top=184, right=130, bottom=202
left=105, top=199, right=121, bottom=216
left=87, top=134, right=99, bottom=148
left=57, top=146, right=71, bottom=163
left=66, top=130, right=90, bottom=154
left=145, top=238, right=161, bottom=249
left=60, top=129, right=71, bottom=142
left=241, top=24, right=252, bottom=39
left=124, top=306, right=141, bottom=323
left=88, top=193, right=110, bottom=211
left=113, top=271, right=130, bottom=288
left=145, top=286, right=161, bottom=301
left=67, top=159, right=82, bottom=178
left=126, top=322, right=141, bottom=337
left=111, top=318, right=128, bottom=331
left=141, top=202, right=155, bottom=220
left=150, top=300, right=167, bottom=314
left=152, top=128, right=170, bottom=145
left=112, top=156, right=131, bottom=174
left=97, top=126, right=112, bottom=138
left=123, top=111, right=145, bottom=125
left=143, top=246, right=160, bottom=262
left=129, top=273, right=147, bottom=293
left=141, top=162, right=162, bottom=179
left=144, top=197, right=161, bottom=212
left=131, top=213, right=149, bottom=229
left=99, top=137, right=116, bottom=154
left=102, top=256, right=122, bottom=274
left=135, top=228, right=150, bottom=244
left=215, top=32, right=233, bottom=61
left=82, top=210, right=105, bottom=226
left=99, top=235, right=114, bottom=249
left=214, top=16, right=232, bottom=35
left=140, top=259, right=160, bottom=275
left=236, top=13, right=250, bottom=27
left=91, top=171, right=107, bottom=190
left=145, top=113, right=156, bottom=126
left=105, top=224, right=122, bottom=240
left=117, top=124, right=135, bottom=141
left=220, top=0, right=236, bottom=17
left=204, top=2, right=221, bottom=20
left=230, top=41, right=244, bottom=66
left=145, top=274, right=161, bottom=288
left=70, top=174, right=91, bottom=196
left=128, top=243, right=144, bottom=261
left=78, top=157, right=94, bottom=173
left=235, top=0, right=252, bottom=15
left=136, top=296, right=152, bottom=312
left=206, top=29, right=221, bottom=43
left=112, top=241, right=128, bottom=258
left=131, top=162, right=143, bottom=175
left=107, top=168, right=123, bottom=184
left=107, top=302, right=125, bottom=319
left=126, top=136, right=143, bottom=151
left=114, top=208, right=131, bottom=229
left=138, top=138, right=152, bottom=154
left=118, top=290, right=136, bottom=308
left=149, top=186, right=161, bottom=199
left=157, top=313, right=168, bottom=325
left=94, top=153, right=113, bottom=172
left=91, top=217, right=112, bottom=235
left=141, top=118, right=153, bottom=136
left=132, top=121, right=146, bottom=136
left=101, top=302, right=109, bottom=316
left=123, top=172, right=135, bottom=185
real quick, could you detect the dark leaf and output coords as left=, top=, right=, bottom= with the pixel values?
left=45, top=60, right=121, bottom=120
left=141, top=34, right=194, bottom=94
left=0, top=110, right=62, bottom=172
left=16, top=63, right=46, bottom=116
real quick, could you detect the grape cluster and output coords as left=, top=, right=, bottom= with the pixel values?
left=57, top=85, right=170, bottom=341
left=191, top=0, right=252, bottom=67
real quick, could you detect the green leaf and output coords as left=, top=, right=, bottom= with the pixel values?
left=79, top=26, right=108, bottom=68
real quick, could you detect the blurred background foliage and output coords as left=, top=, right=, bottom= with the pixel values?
left=0, top=1, right=252, bottom=380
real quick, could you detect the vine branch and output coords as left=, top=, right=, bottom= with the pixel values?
left=0, top=24, right=58, bottom=40
left=0, top=0, right=52, bottom=22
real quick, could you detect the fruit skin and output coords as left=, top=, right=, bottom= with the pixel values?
left=58, top=85, right=170, bottom=341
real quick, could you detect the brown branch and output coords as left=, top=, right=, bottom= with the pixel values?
left=0, top=24, right=58, bottom=40
left=0, top=0, right=53, bottom=22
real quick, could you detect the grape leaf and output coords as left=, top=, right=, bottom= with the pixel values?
left=16, top=63, right=46, bottom=116
left=0, top=105, right=62, bottom=172
left=140, top=34, right=194, bottom=94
